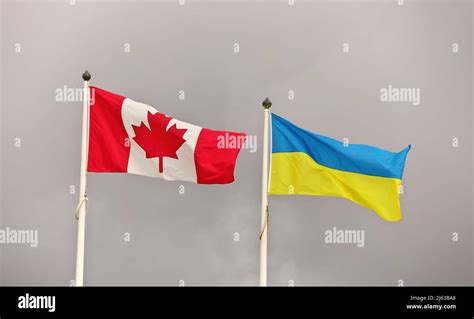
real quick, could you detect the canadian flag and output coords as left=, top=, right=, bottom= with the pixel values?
left=87, top=87, right=247, bottom=184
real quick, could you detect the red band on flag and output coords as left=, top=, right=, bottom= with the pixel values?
left=194, top=129, right=246, bottom=184
left=87, top=87, right=130, bottom=172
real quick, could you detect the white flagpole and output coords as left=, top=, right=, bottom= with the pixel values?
left=75, top=70, right=91, bottom=287
left=259, top=97, right=272, bottom=286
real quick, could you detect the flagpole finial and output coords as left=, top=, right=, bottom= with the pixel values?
left=82, top=70, right=91, bottom=81
left=262, top=97, right=272, bottom=109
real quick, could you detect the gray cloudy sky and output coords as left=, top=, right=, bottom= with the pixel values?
left=0, top=0, right=472, bottom=286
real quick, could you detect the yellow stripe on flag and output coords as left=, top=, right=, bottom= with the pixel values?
left=269, top=152, right=402, bottom=222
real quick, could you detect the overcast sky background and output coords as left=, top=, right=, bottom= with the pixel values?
left=0, top=0, right=472, bottom=286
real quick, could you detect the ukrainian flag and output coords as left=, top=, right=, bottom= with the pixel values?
left=269, top=114, right=411, bottom=222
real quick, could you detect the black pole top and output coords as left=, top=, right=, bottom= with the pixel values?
left=82, top=70, right=91, bottom=81
left=262, top=97, right=272, bottom=109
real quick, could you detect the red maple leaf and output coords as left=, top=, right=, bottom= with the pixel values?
left=132, top=111, right=187, bottom=174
